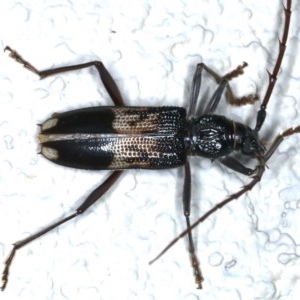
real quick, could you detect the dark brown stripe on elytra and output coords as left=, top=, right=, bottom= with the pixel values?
left=112, top=107, right=186, bottom=134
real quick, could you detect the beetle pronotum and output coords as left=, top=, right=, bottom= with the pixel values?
left=1, top=0, right=300, bottom=297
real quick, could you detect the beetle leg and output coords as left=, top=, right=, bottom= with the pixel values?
left=188, top=63, right=224, bottom=116
left=203, top=79, right=228, bottom=114
left=189, top=62, right=258, bottom=116
left=150, top=156, right=266, bottom=267
left=4, top=46, right=125, bottom=106
left=222, top=62, right=258, bottom=106
left=188, top=63, right=203, bottom=117
left=188, top=63, right=228, bottom=116
left=33, top=60, right=125, bottom=107
left=218, top=156, right=256, bottom=176
left=182, top=161, right=204, bottom=288
left=1, top=171, right=122, bottom=291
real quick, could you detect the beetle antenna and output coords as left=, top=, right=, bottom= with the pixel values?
left=255, top=0, right=291, bottom=132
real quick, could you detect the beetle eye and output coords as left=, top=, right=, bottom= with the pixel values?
left=242, top=137, right=265, bottom=155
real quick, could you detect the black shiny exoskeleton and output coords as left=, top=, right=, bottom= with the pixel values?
left=2, top=0, right=299, bottom=291
left=38, top=104, right=264, bottom=171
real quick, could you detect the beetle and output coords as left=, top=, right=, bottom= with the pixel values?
left=1, top=0, right=299, bottom=292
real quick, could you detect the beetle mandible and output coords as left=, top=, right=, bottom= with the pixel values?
left=1, top=0, right=299, bottom=292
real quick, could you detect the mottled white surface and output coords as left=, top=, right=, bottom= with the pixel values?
left=0, top=0, right=300, bottom=299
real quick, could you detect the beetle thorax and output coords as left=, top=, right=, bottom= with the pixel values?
left=187, top=114, right=265, bottom=158
left=188, top=115, right=236, bottom=158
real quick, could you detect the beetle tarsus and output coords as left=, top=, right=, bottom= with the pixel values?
left=5, top=46, right=40, bottom=75
left=1, top=246, right=16, bottom=291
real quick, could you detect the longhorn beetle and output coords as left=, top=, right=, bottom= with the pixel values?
left=1, top=0, right=299, bottom=291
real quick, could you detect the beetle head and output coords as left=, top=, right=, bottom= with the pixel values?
left=238, top=125, right=265, bottom=156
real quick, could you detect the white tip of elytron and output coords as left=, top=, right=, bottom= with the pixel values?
left=41, top=146, right=59, bottom=161
left=41, top=118, right=58, bottom=131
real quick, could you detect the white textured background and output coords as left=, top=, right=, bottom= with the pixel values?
left=0, top=0, right=300, bottom=299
